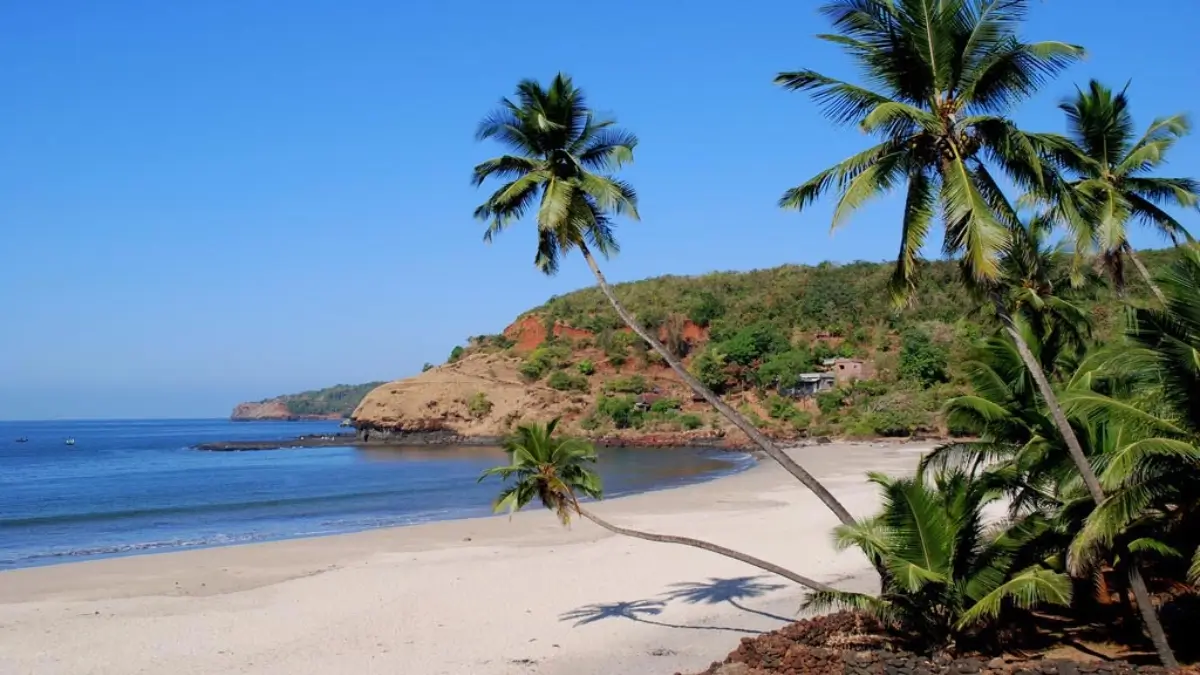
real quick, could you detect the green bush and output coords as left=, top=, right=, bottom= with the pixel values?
left=421, top=363, right=434, bottom=372
left=756, top=349, right=815, bottom=389
left=597, top=395, right=642, bottom=429
left=605, top=375, right=648, bottom=394
left=787, top=408, right=813, bottom=432
left=816, top=390, right=844, bottom=415
left=448, top=345, right=465, bottom=363
left=899, top=328, right=949, bottom=388
left=579, top=415, right=601, bottom=431
left=691, top=347, right=730, bottom=394
left=576, top=359, right=596, bottom=376
left=519, top=343, right=573, bottom=381
left=607, top=353, right=627, bottom=369
left=688, top=292, right=724, bottom=327
left=547, top=370, right=589, bottom=392
left=467, top=392, right=493, bottom=418
left=718, top=321, right=790, bottom=366
left=518, top=360, right=548, bottom=381
left=650, top=397, right=681, bottom=413
left=680, top=413, right=704, bottom=430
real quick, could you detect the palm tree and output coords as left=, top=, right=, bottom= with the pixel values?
left=1064, top=246, right=1200, bottom=613
left=806, top=469, right=1072, bottom=651
left=479, top=418, right=837, bottom=592
left=774, top=3, right=1176, bottom=663
left=1048, top=80, right=1198, bottom=305
left=472, top=73, right=860, bottom=530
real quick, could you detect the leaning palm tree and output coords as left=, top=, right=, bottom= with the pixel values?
left=472, top=73, right=859, bottom=529
left=1048, top=81, right=1198, bottom=304
left=479, top=418, right=837, bottom=592
left=775, top=2, right=1176, bottom=664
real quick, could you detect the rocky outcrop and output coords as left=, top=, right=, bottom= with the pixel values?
left=350, top=352, right=589, bottom=437
left=231, top=400, right=340, bottom=421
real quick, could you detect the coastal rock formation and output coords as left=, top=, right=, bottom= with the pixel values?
left=231, top=400, right=340, bottom=421
left=351, top=352, right=589, bottom=440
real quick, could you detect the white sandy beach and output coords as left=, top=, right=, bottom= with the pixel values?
left=0, top=442, right=930, bottom=675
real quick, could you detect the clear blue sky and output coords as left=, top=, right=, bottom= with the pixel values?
left=2, top=1, right=1197, bottom=420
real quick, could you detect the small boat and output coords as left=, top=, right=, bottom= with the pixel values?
left=14, top=437, right=28, bottom=443
left=64, top=438, right=75, bottom=446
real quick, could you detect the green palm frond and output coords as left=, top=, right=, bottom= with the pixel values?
left=480, top=418, right=604, bottom=526
left=1189, top=547, right=1200, bottom=584
left=957, top=566, right=1071, bottom=629
left=803, top=589, right=899, bottom=625
left=1093, top=438, right=1200, bottom=491
left=473, top=74, right=638, bottom=276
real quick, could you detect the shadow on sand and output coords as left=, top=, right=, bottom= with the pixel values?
left=559, top=575, right=796, bottom=635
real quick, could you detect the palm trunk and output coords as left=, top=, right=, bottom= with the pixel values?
left=993, top=299, right=1178, bottom=668
left=576, top=243, right=856, bottom=528
left=1124, top=243, right=1168, bottom=307
left=576, top=504, right=835, bottom=593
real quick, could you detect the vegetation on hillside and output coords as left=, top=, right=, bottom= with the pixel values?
left=270, top=382, right=386, bottom=418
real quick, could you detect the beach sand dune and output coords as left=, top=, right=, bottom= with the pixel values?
left=0, top=442, right=928, bottom=675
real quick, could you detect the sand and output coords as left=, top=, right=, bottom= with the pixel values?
left=0, top=442, right=930, bottom=675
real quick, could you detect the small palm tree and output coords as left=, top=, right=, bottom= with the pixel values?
left=806, top=470, right=1072, bottom=651
left=1048, top=81, right=1199, bottom=304
left=479, top=418, right=837, bottom=592
left=473, top=74, right=860, bottom=531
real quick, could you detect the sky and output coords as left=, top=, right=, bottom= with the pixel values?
left=1, top=1, right=1198, bottom=420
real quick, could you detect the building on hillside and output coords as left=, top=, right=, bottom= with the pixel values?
left=821, top=358, right=873, bottom=384
left=781, top=372, right=836, bottom=398
left=634, top=393, right=663, bottom=412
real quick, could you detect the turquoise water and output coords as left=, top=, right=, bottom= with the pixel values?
left=0, top=419, right=750, bottom=569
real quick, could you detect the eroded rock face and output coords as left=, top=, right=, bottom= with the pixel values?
left=350, top=352, right=583, bottom=438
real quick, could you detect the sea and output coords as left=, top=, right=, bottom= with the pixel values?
left=0, top=419, right=751, bottom=570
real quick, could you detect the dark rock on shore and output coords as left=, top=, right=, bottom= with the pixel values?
left=686, top=612, right=1194, bottom=675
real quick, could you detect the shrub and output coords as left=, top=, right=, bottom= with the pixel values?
left=691, top=347, right=730, bottom=394
left=520, top=343, right=573, bottom=381
left=518, top=360, right=548, bottom=381
left=605, top=375, right=648, bottom=394
left=816, top=390, right=844, bottom=415
left=899, top=328, right=949, bottom=388
left=607, top=353, right=627, bottom=369
left=756, top=349, right=815, bottom=389
left=719, top=321, right=790, bottom=366
left=448, top=345, right=465, bottom=363
left=547, top=370, right=589, bottom=392
left=579, top=415, right=601, bottom=431
left=650, top=398, right=681, bottom=414
left=467, top=392, right=492, bottom=418
left=597, top=395, right=642, bottom=429
left=421, top=363, right=434, bottom=372
left=680, top=413, right=704, bottom=430
left=688, top=292, right=724, bottom=327
left=576, top=359, right=596, bottom=376
left=787, top=408, right=813, bottom=433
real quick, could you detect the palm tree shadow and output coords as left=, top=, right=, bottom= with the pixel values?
left=558, top=599, right=763, bottom=634
left=661, top=576, right=795, bottom=623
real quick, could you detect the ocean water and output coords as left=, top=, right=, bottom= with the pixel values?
left=0, top=419, right=750, bottom=570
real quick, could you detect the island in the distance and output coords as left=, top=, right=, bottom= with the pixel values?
left=230, top=382, right=386, bottom=421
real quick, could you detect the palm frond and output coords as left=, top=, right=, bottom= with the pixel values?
left=957, top=566, right=1071, bottom=628
left=773, top=70, right=893, bottom=126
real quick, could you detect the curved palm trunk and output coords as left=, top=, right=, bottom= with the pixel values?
left=993, top=299, right=1178, bottom=669
left=576, top=243, right=856, bottom=528
left=576, top=505, right=835, bottom=593
left=1124, top=243, right=1168, bottom=307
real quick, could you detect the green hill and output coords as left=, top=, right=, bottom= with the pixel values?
left=276, top=383, right=386, bottom=417
left=478, top=249, right=1173, bottom=439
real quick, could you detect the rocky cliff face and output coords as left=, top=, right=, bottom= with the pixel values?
left=230, top=400, right=342, bottom=421
left=351, top=352, right=586, bottom=439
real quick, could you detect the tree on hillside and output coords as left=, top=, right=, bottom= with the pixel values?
left=472, top=73, right=862, bottom=532
left=1045, top=80, right=1198, bottom=304
left=776, top=1, right=1175, bottom=664
left=480, top=419, right=837, bottom=592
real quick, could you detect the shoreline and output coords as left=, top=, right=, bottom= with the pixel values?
left=0, top=442, right=932, bottom=675
left=5, top=447, right=755, bottom=572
